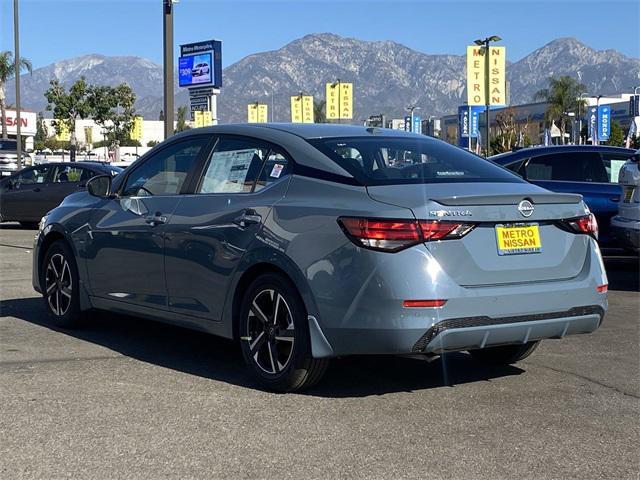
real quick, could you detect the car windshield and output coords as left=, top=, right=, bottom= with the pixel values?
left=308, top=136, right=524, bottom=186
left=0, top=140, right=18, bottom=151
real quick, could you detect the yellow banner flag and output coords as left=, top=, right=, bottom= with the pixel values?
left=248, top=103, right=268, bottom=123
left=467, top=45, right=506, bottom=106
left=55, top=121, right=70, bottom=142
left=291, top=95, right=314, bottom=123
left=489, top=46, right=506, bottom=105
left=130, top=115, right=144, bottom=141
left=467, top=46, right=485, bottom=106
left=194, top=110, right=204, bottom=127
left=202, top=111, right=213, bottom=126
left=84, top=126, right=93, bottom=145
left=326, top=82, right=353, bottom=120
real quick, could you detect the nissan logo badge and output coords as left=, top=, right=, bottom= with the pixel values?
left=518, top=200, right=534, bottom=218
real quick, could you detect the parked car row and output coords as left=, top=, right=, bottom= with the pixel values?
left=0, top=162, right=122, bottom=227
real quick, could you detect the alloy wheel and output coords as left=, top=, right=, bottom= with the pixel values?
left=245, top=289, right=295, bottom=374
left=45, top=253, right=73, bottom=316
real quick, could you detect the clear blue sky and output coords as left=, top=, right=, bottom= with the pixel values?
left=1, top=0, right=638, bottom=69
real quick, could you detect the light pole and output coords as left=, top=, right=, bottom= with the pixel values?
left=13, top=0, right=22, bottom=169
left=162, top=0, right=176, bottom=139
left=474, top=35, right=501, bottom=157
left=595, top=94, right=603, bottom=145
left=331, top=79, right=341, bottom=124
left=406, top=105, right=420, bottom=133
left=578, top=92, right=588, bottom=145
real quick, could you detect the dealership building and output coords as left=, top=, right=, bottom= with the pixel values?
left=439, top=93, right=640, bottom=147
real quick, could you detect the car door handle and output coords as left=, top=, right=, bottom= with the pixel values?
left=234, top=210, right=262, bottom=227
left=610, top=196, right=620, bottom=202
left=145, top=214, right=168, bottom=226
left=33, top=187, right=41, bottom=192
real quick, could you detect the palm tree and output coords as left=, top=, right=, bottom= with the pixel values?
left=0, top=50, right=33, bottom=139
left=534, top=76, right=586, bottom=145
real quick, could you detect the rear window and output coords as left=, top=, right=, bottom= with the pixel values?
left=308, top=137, right=523, bottom=185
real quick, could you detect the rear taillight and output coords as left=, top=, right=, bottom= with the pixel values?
left=338, top=217, right=475, bottom=252
left=567, top=213, right=598, bottom=240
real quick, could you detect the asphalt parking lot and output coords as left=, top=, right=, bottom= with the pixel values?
left=1, top=225, right=638, bottom=479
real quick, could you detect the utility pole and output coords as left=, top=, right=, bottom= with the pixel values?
left=474, top=35, right=501, bottom=157
left=13, top=0, right=22, bottom=169
left=578, top=92, right=587, bottom=145
left=163, top=0, right=175, bottom=139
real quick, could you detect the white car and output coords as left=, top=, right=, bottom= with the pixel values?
left=611, top=149, right=640, bottom=253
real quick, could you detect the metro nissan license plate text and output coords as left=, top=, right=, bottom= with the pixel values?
left=495, top=223, right=542, bottom=256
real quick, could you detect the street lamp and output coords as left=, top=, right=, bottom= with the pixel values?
left=474, top=35, right=502, bottom=156
left=578, top=92, right=588, bottom=145
left=13, top=0, right=22, bottom=169
left=163, top=0, right=178, bottom=139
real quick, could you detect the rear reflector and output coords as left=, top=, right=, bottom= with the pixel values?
left=403, top=299, right=447, bottom=308
left=596, top=284, right=608, bottom=293
left=338, top=217, right=475, bottom=252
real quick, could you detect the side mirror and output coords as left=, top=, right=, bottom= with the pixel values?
left=86, top=174, right=112, bottom=198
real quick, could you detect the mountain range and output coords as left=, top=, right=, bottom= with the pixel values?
left=5, top=34, right=640, bottom=123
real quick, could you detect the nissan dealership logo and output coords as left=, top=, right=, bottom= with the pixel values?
left=518, top=200, right=535, bottom=218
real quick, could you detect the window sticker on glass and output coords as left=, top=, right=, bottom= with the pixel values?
left=270, top=163, right=284, bottom=178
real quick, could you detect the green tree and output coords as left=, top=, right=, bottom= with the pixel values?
left=34, top=112, right=48, bottom=150
left=147, top=140, right=159, bottom=147
left=0, top=50, right=33, bottom=139
left=606, top=120, right=624, bottom=147
left=176, top=105, right=189, bottom=132
left=87, top=83, right=137, bottom=145
left=534, top=76, right=586, bottom=145
left=314, top=100, right=326, bottom=123
left=158, top=110, right=165, bottom=121
left=44, top=77, right=92, bottom=156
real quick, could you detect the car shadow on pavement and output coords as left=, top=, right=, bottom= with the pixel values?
left=603, top=256, right=640, bottom=292
left=1, top=297, right=525, bottom=397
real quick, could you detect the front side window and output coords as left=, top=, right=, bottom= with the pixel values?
left=526, top=152, right=607, bottom=182
left=15, top=166, right=52, bottom=185
left=122, top=138, right=208, bottom=196
left=198, top=138, right=269, bottom=194
left=308, top=136, right=523, bottom=185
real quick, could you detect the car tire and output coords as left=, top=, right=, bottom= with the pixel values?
left=469, top=341, right=540, bottom=365
left=239, top=273, right=329, bottom=392
left=41, top=240, right=85, bottom=329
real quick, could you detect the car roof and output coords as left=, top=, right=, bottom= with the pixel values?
left=183, top=123, right=424, bottom=140
left=492, top=145, right=636, bottom=163
left=32, top=162, right=122, bottom=170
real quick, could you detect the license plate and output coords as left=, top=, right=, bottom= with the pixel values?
left=623, top=187, right=635, bottom=203
left=495, top=223, right=542, bottom=256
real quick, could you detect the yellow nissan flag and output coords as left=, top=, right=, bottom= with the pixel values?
left=55, top=121, right=70, bottom=141
left=467, top=46, right=506, bottom=106
left=248, top=103, right=268, bottom=123
left=326, top=82, right=353, bottom=120
left=130, top=115, right=143, bottom=141
left=291, top=95, right=314, bottom=123
left=202, top=111, right=213, bottom=126
left=194, top=110, right=204, bottom=127
left=466, top=46, right=485, bottom=106
left=488, top=46, right=506, bottom=105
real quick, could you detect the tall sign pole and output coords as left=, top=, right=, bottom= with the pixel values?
left=163, top=0, right=174, bottom=139
left=483, top=41, right=490, bottom=157
left=13, top=0, right=22, bottom=169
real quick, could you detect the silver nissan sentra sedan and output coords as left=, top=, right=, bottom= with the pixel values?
left=32, top=124, right=608, bottom=391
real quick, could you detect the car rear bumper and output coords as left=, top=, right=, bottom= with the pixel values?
left=610, top=216, right=640, bottom=251
left=413, top=306, right=603, bottom=353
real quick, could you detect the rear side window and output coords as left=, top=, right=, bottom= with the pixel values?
left=198, top=138, right=269, bottom=194
left=255, top=151, right=290, bottom=192
left=601, top=153, right=634, bottom=183
left=308, top=137, right=522, bottom=185
left=525, top=152, right=608, bottom=182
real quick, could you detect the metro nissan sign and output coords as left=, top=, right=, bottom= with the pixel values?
left=0, top=110, right=37, bottom=136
